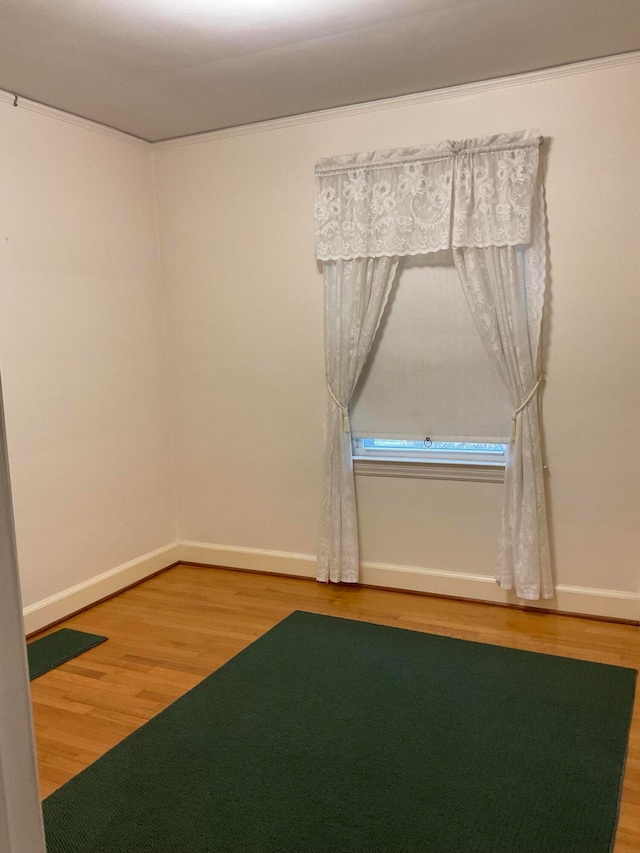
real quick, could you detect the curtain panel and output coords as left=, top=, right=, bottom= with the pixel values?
left=317, top=257, right=400, bottom=583
left=314, top=130, right=552, bottom=600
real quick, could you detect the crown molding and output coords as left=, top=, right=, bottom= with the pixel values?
left=0, top=90, right=152, bottom=150
left=1, top=50, right=638, bottom=153
left=153, top=50, right=640, bottom=151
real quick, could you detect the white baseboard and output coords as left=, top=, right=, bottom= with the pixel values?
left=179, top=541, right=317, bottom=578
left=178, top=541, right=639, bottom=622
left=22, top=543, right=180, bottom=634
left=22, top=539, right=639, bottom=633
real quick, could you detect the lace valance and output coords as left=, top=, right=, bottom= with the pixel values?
left=314, top=131, right=541, bottom=261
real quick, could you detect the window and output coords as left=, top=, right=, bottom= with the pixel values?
left=351, top=252, right=510, bottom=481
left=354, top=438, right=508, bottom=465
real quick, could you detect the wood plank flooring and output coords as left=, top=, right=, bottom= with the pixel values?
left=30, top=564, right=640, bottom=851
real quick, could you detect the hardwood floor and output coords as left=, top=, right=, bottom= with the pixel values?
left=30, top=564, right=640, bottom=851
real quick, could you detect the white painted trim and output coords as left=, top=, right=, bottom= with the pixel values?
left=22, top=543, right=180, bottom=634
left=0, top=375, right=45, bottom=853
left=1, top=52, right=637, bottom=151
left=354, top=458, right=505, bottom=483
left=153, top=51, right=640, bottom=149
left=178, top=541, right=639, bottom=622
left=21, top=538, right=639, bottom=635
left=0, top=90, right=152, bottom=150
left=179, top=541, right=317, bottom=577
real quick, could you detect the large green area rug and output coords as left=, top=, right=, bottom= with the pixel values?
left=43, top=611, right=636, bottom=852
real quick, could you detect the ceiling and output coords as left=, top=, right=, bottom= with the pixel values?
left=1, top=0, right=638, bottom=142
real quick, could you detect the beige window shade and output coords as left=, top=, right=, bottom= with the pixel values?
left=350, top=251, right=512, bottom=442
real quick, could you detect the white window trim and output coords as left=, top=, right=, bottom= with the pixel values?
left=352, top=437, right=507, bottom=482
left=353, top=456, right=505, bottom=483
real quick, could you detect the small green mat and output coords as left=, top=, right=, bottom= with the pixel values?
left=28, top=628, right=107, bottom=680
left=43, top=612, right=636, bottom=852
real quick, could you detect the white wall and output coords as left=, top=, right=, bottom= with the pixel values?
left=154, top=57, right=640, bottom=608
left=2, top=57, right=638, bottom=626
left=0, top=102, right=176, bottom=612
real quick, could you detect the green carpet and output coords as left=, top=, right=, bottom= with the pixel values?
left=28, top=628, right=107, bottom=680
left=43, top=611, right=635, bottom=852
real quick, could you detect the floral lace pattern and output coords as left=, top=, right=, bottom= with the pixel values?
left=315, top=131, right=540, bottom=260
left=316, top=131, right=551, bottom=599
left=315, top=159, right=453, bottom=259
left=317, top=256, right=400, bottom=583
left=453, top=240, right=552, bottom=600
left=452, top=146, right=538, bottom=247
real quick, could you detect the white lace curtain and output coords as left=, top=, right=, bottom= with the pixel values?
left=317, top=256, right=400, bottom=583
left=315, top=130, right=552, bottom=600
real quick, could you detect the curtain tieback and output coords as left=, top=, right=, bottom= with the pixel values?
left=511, top=374, right=544, bottom=441
left=327, top=384, right=350, bottom=432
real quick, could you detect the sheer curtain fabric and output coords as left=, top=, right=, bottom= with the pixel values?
left=453, top=242, right=552, bottom=599
left=315, top=130, right=552, bottom=599
left=317, top=256, right=399, bottom=583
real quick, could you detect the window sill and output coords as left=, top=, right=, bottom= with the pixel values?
left=353, top=456, right=505, bottom=483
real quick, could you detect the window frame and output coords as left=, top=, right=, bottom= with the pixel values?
left=352, top=437, right=507, bottom=483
